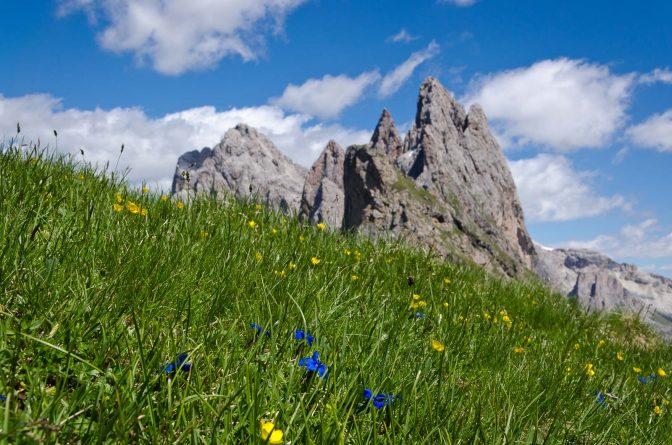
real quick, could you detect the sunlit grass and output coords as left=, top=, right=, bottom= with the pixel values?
left=0, top=143, right=670, bottom=443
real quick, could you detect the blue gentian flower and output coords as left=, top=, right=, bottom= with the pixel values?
left=594, top=391, right=607, bottom=408
left=298, top=351, right=328, bottom=379
left=364, top=388, right=398, bottom=409
left=0, top=395, right=6, bottom=402
left=295, top=329, right=315, bottom=346
left=250, top=323, right=271, bottom=337
left=638, top=375, right=657, bottom=384
left=415, top=312, right=426, bottom=319
left=161, top=353, right=191, bottom=374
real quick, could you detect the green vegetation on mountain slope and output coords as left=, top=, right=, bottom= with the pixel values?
left=0, top=145, right=670, bottom=444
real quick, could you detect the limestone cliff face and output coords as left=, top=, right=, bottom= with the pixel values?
left=299, top=141, right=345, bottom=228
left=534, top=245, right=672, bottom=337
left=343, top=78, right=536, bottom=277
left=171, top=124, right=306, bottom=212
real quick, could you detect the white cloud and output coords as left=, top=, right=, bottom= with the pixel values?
left=58, top=0, right=307, bottom=75
left=271, top=71, right=381, bottom=119
left=566, top=219, right=672, bottom=259
left=464, top=58, right=635, bottom=151
left=379, top=41, right=440, bottom=97
left=0, top=93, right=369, bottom=190
left=438, top=0, right=477, bottom=6
left=387, top=28, right=418, bottom=43
left=509, top=154, right=628, bottom=222
left=639, top=68, right=672, bottom=85
left=626, top=110, right=672, bottom=152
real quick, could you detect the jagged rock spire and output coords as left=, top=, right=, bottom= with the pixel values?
left=299, top=140, right=345, bottom=227
left=370, top=108, right=402, bottom=158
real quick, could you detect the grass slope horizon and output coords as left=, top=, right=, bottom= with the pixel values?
left=1, top=144, right=671, bottom=444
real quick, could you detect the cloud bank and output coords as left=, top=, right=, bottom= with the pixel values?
left=465, top=58, right=635, bottom=151
left=0, top=93, right=369, bottom=189
left=509, top=154, right=628, bottom=222
left=58, top=0, right=307, bottom=75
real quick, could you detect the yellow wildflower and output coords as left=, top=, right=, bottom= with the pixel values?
left=142, top=186, right=149, bottom=193
left=658, top=368, right=667, bottom=377
left=316, top=222, right=326, bottom=231
left=565, top=367, right=572, bottom=374
left=276, top=270, right=286, bottom=279
left=598, top=339, right=606, bottom=347
left=443, top=302, right=449, bottom=308
left=499, top=310, right=508, bottom=316
left=260, top=420, right=283, bottom=445
left=113, top=203, right=124, bottom=213
left=616, top=351, right=624, bottom=361
left=431, top=339, right=445, bottom=352
left=200, top=231, right=209, bottom=238
left=255, top=203, right=263, bottom=210
left=78, top=174, right=85, bottom=181
left=483, top=312, right=491, bottom=321
left=633, top=367, right=642, bottom=373
left=344, top=248, right=351, bottom=256
left=502, top=315, right=511, bottom=324
left=140, top=207, right=148, bottom=216
left=288, top=261, right=297, bottom=270
left=654, top=406, right=663, bottom=415
left=127, top=201, right=142, bottom=214
left=176, top=201, right=184, bottom=209
left=271, top=228, right=278, bottom=235
left=160, top=195, right=168, bottom=201
left=574, top=343, right=581, bottom=350
left=410, top=294, right=426, bottom=309
left=247, top=220, right=257, bottom=229
left=514, top=347, right=524, bottom=354
left=310, top=257, right=321, bottom=266
left=115, top=193, right=123, bottom=203
left=351, top=275, right=359, bottom=281
left=585, top=363, right=595, bottom=377
left=255, top=252, right=263, bottom=262
left=299, top=235, right=305, bottom=241
left=443, top=277, right=451, bottom=284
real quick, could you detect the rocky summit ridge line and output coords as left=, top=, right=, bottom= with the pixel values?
left=172, top=78, right=534, bottom=277
left=170, top=77, right=672, bottom=337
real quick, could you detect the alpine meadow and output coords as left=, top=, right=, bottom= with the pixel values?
left=0, top=142, right=670, bottom=443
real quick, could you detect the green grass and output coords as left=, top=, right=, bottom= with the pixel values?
left=0, top=144, right=671, bottom=444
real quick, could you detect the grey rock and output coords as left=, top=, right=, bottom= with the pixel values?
left=171, top=124, right=306, bottom=212
left=343, top=77, right=535, bottom=277
left=535, top=244, right=672, bottom=337
left=299, top=141, right=345, bottom=228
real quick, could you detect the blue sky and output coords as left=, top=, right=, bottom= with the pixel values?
left=1, top=0, right=671, bottom=276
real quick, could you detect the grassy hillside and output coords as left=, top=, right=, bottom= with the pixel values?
left=0, top=145, right=671, bottom=444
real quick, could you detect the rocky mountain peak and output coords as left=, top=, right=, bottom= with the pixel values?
left=299, top=141, right=346, bottom=227
left=342, top=77, right=536, bottom=276
left=370, top=108, right=402, bottom=158
left=171, top=123, right=306, bottom=212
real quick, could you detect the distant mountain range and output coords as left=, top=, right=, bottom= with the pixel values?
left=171, top=77, right=672, bottom=338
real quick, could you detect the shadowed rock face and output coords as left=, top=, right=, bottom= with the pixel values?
left=171, top=124, right=306, bottom=212
left=535, top=245, right=672, bottom=338
left=299, top=140, right=345, bottom=228
left=343, top=78, right=536, bottom=277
